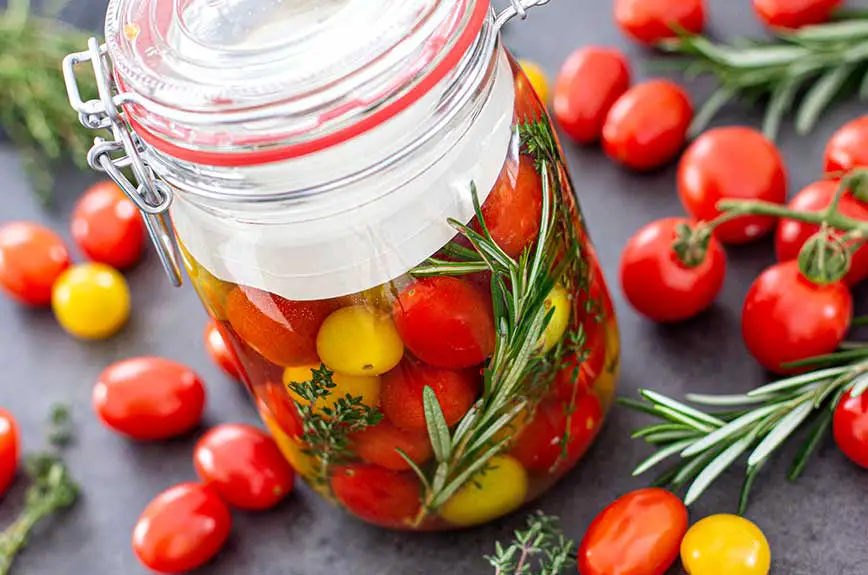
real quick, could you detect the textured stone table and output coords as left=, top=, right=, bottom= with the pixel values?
left=1, top=1, right=867, bottom=573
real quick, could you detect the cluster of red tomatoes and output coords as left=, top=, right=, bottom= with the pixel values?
left=577, top=487, right=771, bottom=575
left=0, top=181, right=146, bottom=339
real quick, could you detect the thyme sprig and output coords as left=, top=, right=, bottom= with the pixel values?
left=287, top=365, right=382, bottom=488
left=0, top=406, right=78, bottom=575
left=486, top=512, right=576, bottom=575
left=659, top=16, right=868, bottom=139
left=405, top=120, right=593, bottom=525
left=1, top=0, right=98, bottom=203
left=621, top=347, right=868, bottom=514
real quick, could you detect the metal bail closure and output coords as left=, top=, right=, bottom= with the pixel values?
left=493, top=0, right=551, bottom=33
left=62, top=38, right=183, bottom=287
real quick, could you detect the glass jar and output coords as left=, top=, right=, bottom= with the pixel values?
left=64, top=0, right=619, bottom=530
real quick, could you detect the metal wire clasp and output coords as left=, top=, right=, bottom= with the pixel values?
left=62, top=38, right=183, bottom=287
left=493, top=0, right=551, bottom=33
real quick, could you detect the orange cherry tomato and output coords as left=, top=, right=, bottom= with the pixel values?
left=330, top=464, right=421, bottom=528
left=753, top=0, right=841, bottom=29
left=0, top=221, right=71, bottom=306
left=351, top=420, right=433, bottom=471
left=833, top=389, right=868, bottom=469
left=602, top=80, right=692, bottom=171
left=203, top=321, right=241, bottom=380
left=508, top=394, right=602, bottom=473
left=193, top=423, right=295, bottom=510
left=620, top=217, right=726, bottom=322
left=225, top=286, right=337, bottom=367
left=553, top=47, right=631, bottom=144
left=380, top=358, right=479, bottom=431
left=0, top=408, right=19, bottom=497
left=824, top=116, right=868, bottom=174
left=578, top=488, right=688, bottom=575
left=70, top=181, right=145, bottom=269
left=615, top=0, right=706, bottom=45
left=256, top=380, right=304, bottom=439
left=742, top=261, right=852, bottom=374
left=678, top=127, right=787, bottom=244
left=93, top=357, right=206, bottom=440
left=132, top=483, right=231, bottom=574
left=473, top=155, right=542, bottom=258
left=393, top=277, right=495, bottom=369
left=775, top=180, right=868, bottom=286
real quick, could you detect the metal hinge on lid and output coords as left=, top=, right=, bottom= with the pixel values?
left=60, top=1, right=549, bottom=288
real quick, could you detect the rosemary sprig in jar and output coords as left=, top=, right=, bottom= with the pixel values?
left=0, top=0, right=98, bottom=203
left=659, top=15, right=868, bottom=140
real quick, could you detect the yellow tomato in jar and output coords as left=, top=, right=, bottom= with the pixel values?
left=519, top=59, right=550, bottom=105
left=316, top=305, right=404, bottom=376
left=439, top=455, right=528, bottom=526
left=538, top=284, right=571, bottom=353
left=52, top=263, right=130, bottom=339
left=592, top=320, right=620, bottom=411
left=178, top=240, right=233, bottom=319
left=681, top=514, right=771, bottom=575
left=260, top=408, right=333, bottom=501
left=282, top=365, right=380, bottom=414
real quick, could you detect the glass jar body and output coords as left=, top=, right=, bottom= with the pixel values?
left=177, top=54, right=619, bottom=531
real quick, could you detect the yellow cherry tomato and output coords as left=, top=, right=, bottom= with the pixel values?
left=519, top=59, right=550, bottom=105
left=316, top=305, right=404, bottom=376
left=283, top=364, right=380, bottom=414
left=592, top=320, right=621, bottom=411
left=179, top=240, right=233, bottom=319
left=52, top=263, right=130, bottom=339
left=681, top=514, right=771, bottom=575
left=538, top=284, right=571, bottom=353
left=439, top=455, right=528, bottom=526
left=260, top=408, right=333, bottom=500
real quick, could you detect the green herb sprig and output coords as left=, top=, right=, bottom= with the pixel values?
left=287, top=365, right=382, bottom=488
left=486, top=512, right=576, bottom=575
left=0, top=405, right=78, bottom=575
left=620, top=344, right=868, bottom=513
left=660, top=15, right=868, bottom=140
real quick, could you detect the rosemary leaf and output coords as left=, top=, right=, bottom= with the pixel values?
left=684, top=430, right=758, bottom=506
left=631, top=422, right=693, bottom=439
left=782, top=349, right=868, bottom=369
left=795, top=63, right=858, bottom=134
left=672, top=448, right=723, bottom=490
left=747, top=400, right=814, bottom=466
left=747, top=367, right=846, bottom=396
left=431, top=439, right=508, bottom=509
left=640, top=389, right=726, bottom=428
left=394, top=448, right=432, bottom=492
left=423, top=386, right=452, bottom=462
left=788, top=409, right=833, bottom=481
left=685, top=393, right=767, bottom=406
left=848, top=372, right=868, bottom=398
left=632, top=438, right=695, bottom=476
left=689, top=88, right=734, bottom=137
left=763, top=78, right=802, bottom=141
left=644, top=430, right=702, bottom=445
left=738, top=462, right=764, bottom=516
left=681, top=404, right=779, bottom=457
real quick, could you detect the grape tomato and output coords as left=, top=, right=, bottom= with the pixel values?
left=204, top=321, right=242, bottom=379
left=71, top=181, right=144, bottom=270
left=753, top=0, right=841, bottom=29
left=824, top=116, right=868, bottom=174
left=614, top=0, right=706, bottom=44
left=0, top=408, right=19, bottom=497
left=0, top=221, right=71, bottom=306
left=833, top=389, right=868, bottom=469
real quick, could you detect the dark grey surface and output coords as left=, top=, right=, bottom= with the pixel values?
left=2, top=1, right=868, bottom=574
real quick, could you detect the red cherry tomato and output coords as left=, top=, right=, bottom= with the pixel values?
left=351, top=420, right=433, bottom=471
left=132, top=483, right=231, bottom=574
left=578, top=488, right=688, bottom=575
left=0, top=221, right=71, bottom=306
left=393, top=277, right=495, bottom=369
left=824, top=116, right=868, bottom=174
left=513, top=60, right=547, bottom=123
left=678, top=127, right=787, bottom=244
left=472, top=155, right=542, bottom=258
left=753, top=0, right=841, bottom=29
left=71, top=181, right=145, bottom=269
left=0, top=408, right=19, bottom=497
left=93, top=357, right=206, bottom=440
left=602, top=80, right=692, bottom=171
left=193, top=423, right=295, bottom=510
left=225, top=286, right=337, bottom=367
left=833, top=389, right=868, bottom=468
left=742, top=261, right=852, bottom=374
left=553, top=47, right=631, bottom=144
left=203, top=321, right=241, bottom=380
left=330, top=464, right=421, bottom=528
left=256, top=380, right=304, bottom=439
left=614, top=0, right=706, bottom=45
left=620, top=217, right=726, bottom=322
left=775, top=180, right=868, bottom=285
left=380, top=359, right=479, bottom=431
left=509, top=394, right=602, bottom=473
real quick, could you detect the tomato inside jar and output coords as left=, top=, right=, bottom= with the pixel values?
left=68, top=0, right=618, bottom=530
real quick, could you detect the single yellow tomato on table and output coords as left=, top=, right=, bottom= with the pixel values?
left=681, top=514, right=771, bottom=575
left=52, top=263, right=130, bottom=339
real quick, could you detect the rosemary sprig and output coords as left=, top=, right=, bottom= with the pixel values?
left=0, top=406, right=78, bottom=575
left=405, top=120, right=594, bottom=524
left=0, top=0, right=98, bottom=203
left=621, top=348, right=868, bottom=513
left=287, top=365, right=382, bottom=488
left=660, top=16, right=868, bottom=140
left=486, top=512, right=576, bottom=575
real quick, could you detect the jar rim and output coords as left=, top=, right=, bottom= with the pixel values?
left=107, top=0, right=490, bottom=166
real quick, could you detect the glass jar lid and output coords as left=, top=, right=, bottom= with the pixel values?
left=106, top=0, right=488, bottom=164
